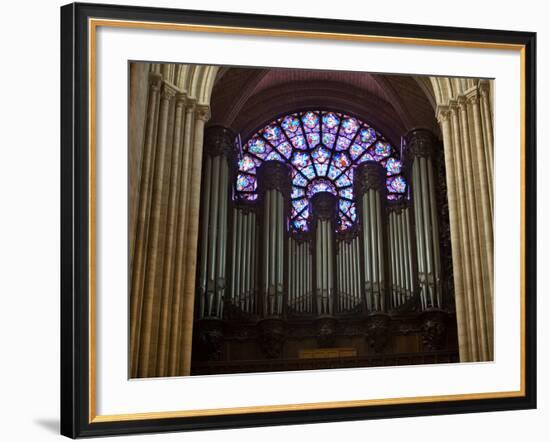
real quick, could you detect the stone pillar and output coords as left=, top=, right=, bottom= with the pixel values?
left=178, top=104, right=211, bottom=376
left=355, top=162, right=387, bottom=312
left=129, top=72, right=162, bottom=378
left=437, top=90, right=494, bottom=362
left=258, top=162, right=290, bottom=317
left=311, top=192, right=337, bottom=316
left=135, top=81, right=177, bottom=378
left=407, top=129, right=442, bottom=311
left=437, top=106, right=468, bottom=362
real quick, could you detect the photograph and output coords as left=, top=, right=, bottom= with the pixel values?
left=128, top=62, right=495, bottom=378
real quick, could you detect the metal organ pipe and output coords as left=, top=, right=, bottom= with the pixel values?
left=356, top=162, right=386, bottom=313
left=407, top=129, right=442, bottom=311
left=197, top=126, right=235, bottom=319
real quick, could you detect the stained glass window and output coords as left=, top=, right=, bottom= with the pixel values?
left=234, top=110, right=407, bottom=232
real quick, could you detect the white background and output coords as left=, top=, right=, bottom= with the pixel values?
left=0, top=0, right=546, bottom=440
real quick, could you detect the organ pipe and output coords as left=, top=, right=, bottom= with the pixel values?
left=355, top=162, right=387, bottom=313
left=197, top=127, right=234, bottom=319
left=311, top=192, right=337, bottom=316
left=407, top=129, right=442, bottom=310
left=257, top=162, right=290, bottom=317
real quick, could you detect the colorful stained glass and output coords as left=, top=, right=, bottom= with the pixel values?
left=322, top=132, right=335, bottom=147
left=293, top=198, right=308, bottom=213
left=301, top=164, right=316, bottom=179
left=238, top=155, right=258, bottom=173
left=266, top=150, right=284, bottom=162
left=293, top=218, right=308, bottom=231
left=311, top=146, right=331, bottom=163
left=385, top=158, right=402, bottom=175
left=335, top=170, right=353, bottom=188
left=327, top=164, right=340, bottom=180
left=302, top=111, right=319, bottom=131
left=281, top=115, right=300, bottom=133
left=356, top=152, right=375, bottom=164
left=291, top=152, right=311, bottom=169
left=291, top=135, right=307, bottom=150
left=315, top=163, right=328, bottom=176
left=387, top=193, right=403, bottom=201
left=335, top=137, right=351, bottom=151
left=291, top=187, right=305, bottom=199
left=307, top=179, right=337, bottom=198
left=340, top=117, right=359, bottom=136
left=239, top=192, right=258, bottom=202
left=339, top=217, right=353, bottom=230
left=247, top=138, right=266, bottom=155
left=349, top=143, right=365, bottom=160
left=322, top=112, right=340, bottom=131
left=387, top=176, right=407, bottom=193
left=263, top=124, right=282, bottom=143
left=236, top=109, right=402, bottom=232
left=307, top=133, right=320, bottom=147
left=339, top=187, right=353, bottom=200
left=332, top=152, right=351, bottom=170
left=276, top=141, right=292, bottom=159
left=374, top=141, right=392, bottom=158
left=359, top=127, right=376, bottom=145
left=339, top=199, right=352, bottom=213
left=292, top=172, right=308, bottom=187
left=236, top=174, right=256, bottom=192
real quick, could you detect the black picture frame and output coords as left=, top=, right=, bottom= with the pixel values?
left=60, top=2, right=537, bottom=438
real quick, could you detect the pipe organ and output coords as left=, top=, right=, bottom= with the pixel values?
left=197, top=126, right=232, bottom=319
left=230, top=208, right=258, bottom=314
left=388, top=202, right=414, bottom=308
left=258, top=162, right=290, bottom=317
left=355, top=163, right=387, bottom=312
left=407, top=129, right=442, bottom=310
left=311, top=193, right=337, bottom=315
left=288, top=238, right=314, bottom=314
left=336, top=235, right=362, bottom=314
left=196, top=126, right=449, bottom=323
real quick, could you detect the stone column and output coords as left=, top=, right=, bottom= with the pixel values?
left=179, top=104, right=211, bottom=375
left=311, top=192, right=337, bottom=316
left=136, top=81, right=177, bottom=378
left=436, top=106, right=469, bottom=362
left=156, top=92, right=187, bottom=376
left=407, top=129, right=442, bottom=311
left=355, top=162, right=387, bottom=312
left=168, top=99, right=196, bottom=376
left=258, top=162, right=290, bottom=317
left=129, top=72, right=162, bottom=378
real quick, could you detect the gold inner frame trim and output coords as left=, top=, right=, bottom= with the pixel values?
left=87, top=18, right=527, bottom=423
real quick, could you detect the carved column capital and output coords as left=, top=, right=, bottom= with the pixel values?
left=257, top=161, right=291, bottom=197
left=195, top=104, right=212, bottom=122
left=354, top=161, right=386, bottom=196
left=478, top=79, right=491, bottom=97
left=386, top=199, right=409, bottom=215
left=203, top=126, right=236, bottom=159
left=160, top=82, right=177, bottom=100
left=465, top=87, right=481, bottom=106
left=148, top=72, right=163, bottom=90
left=175, top=92, right=187, bottom=108
left=311, top=192, right=338, bottom=221
left=436, top=105, right=451, bottom=124
left=405, top=128, right=436, bottom=158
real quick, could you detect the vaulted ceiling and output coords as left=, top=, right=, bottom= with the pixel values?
left=208, top=67, right=440, bottom=146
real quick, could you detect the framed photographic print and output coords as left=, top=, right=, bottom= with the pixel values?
left=60, top=2, right=537, bottom=438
